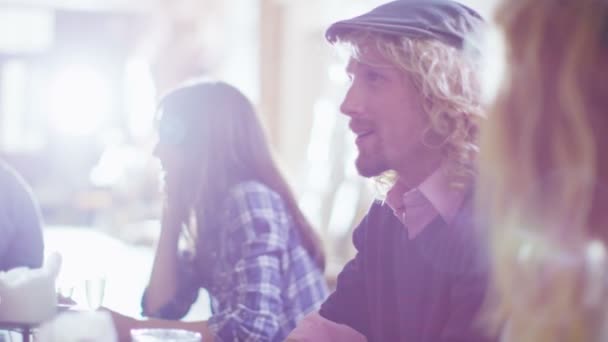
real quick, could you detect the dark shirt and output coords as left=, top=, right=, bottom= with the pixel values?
left=319, top=196, right=491, bottom=342
left=0, top=161, right=44, bottom=271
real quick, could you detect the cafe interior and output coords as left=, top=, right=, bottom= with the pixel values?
left=0, top=0, right=493, bottom=340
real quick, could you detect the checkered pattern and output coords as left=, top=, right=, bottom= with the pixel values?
left=145, top=181, right=328, bottom=342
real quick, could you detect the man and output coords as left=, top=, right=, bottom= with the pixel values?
left=287, top=1, right=491, bottom=341
left=0, top=160, right=44, bottom=271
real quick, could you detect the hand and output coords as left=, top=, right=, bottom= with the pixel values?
left=161, top=202, right=189, bottom=236
left=162, top=178, right=195, bottom=231
left=162, top=166, right=201, bottom=232
left=103, top=308, right=138, bottom=342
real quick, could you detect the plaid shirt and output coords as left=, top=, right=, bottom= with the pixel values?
left=144, top=181, right=328, bottom=342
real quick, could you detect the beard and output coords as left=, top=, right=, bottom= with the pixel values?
left=354, top=151, right=389, bottom=178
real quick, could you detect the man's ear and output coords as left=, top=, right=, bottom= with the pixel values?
left=421, top=125, right=449, bottom=150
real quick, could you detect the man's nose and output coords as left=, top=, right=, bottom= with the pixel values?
left=339, top=83, right=365, bottom=118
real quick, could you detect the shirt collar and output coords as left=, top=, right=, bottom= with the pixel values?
left=384, top=168, right=469, bottom=237
left=417, top=168, right=468, bottom=225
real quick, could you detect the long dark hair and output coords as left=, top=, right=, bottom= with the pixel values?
left=157, top=80, right=325, bottom=269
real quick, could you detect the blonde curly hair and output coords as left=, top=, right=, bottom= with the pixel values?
left=337, top=31, right=483, bottom=190
left=478, top=0, right=608, bottom=340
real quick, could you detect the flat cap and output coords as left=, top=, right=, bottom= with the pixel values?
left=325, top=0, right=484, bottom=50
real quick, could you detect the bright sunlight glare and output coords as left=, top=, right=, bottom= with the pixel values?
left=48, top=63, right=114, bottom=137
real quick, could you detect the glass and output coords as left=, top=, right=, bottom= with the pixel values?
left=130, top=328, right=202, bottom=342
left=85, top=276, right=106, bottom=310
left=56, top=283, right=75, bottom=311
left=57, top=283, right=74, bottom=299
left=56, top=275, right=78, bottom=311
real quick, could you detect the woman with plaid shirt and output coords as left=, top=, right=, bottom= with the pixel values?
left=109, top=81, right=328, bottom=341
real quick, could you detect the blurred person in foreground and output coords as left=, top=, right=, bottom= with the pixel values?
left=109, top=81, right=328, bottom=341
left=287, top=1, right=493, bottom=341
left=0, top=160, right=44, bottom=271
left=478, top=0, right=608, bottom=341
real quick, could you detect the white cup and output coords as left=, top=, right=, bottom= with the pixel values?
left=130, top=328, right=202, bottom=342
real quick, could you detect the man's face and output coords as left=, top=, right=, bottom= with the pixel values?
left=341, top=45, right=429, bottom=178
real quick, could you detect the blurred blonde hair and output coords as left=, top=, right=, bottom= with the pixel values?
left=337, top=31, right=483, bottom=191
left=478, top=0, right=608, bottom=340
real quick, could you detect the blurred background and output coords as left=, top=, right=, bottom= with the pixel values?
left=0, top=0, right=495, bottom=319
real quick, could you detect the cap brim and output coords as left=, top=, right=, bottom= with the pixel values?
left=326, top=19, right=441, bottom=44
left=324, top=0, right=484, bottom=50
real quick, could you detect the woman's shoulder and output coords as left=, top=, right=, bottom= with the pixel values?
left=228, top=180, right=279, bottom=198
left=0, top=161, right=36, bottom=205
left=0, top=161, right=25, bottom=190
left=223, top=180, right=289, bottom=220
left=220, top=181, right=292, bottom=245
left=226, top=180, right=284, bottom=210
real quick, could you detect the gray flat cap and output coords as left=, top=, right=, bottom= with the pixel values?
left=325, top=0, right=484, bottom=50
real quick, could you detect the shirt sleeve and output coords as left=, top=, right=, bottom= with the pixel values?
left=206, top=185, right=288, bottom=341
left=141, top=250, right=201, bottom=320
left=318, top=209, right=372, bottom=338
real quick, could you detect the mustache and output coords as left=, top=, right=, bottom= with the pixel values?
left=349, top=119, right=374, bottom=133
